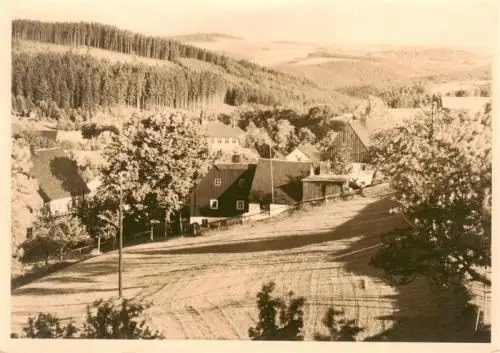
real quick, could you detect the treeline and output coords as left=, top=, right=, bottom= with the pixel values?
left=338, top=82, right=436, bottom=108
left=221, top=105, right=349, bottom=157
left=12, top=51, right=227, bottom=113
left=11, top=19, right=311, bottom=90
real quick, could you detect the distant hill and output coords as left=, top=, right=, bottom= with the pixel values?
left=171, top=37, right=492, bottom=90
left=277, top=56, right=424, bottom=89
left=169, top=33, right=245, bottom=42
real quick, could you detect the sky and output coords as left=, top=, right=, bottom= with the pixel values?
left=10, top=0, right=498, bottom=50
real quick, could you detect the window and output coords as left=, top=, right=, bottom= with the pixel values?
left=238, top=178, right=246, bottom=188
left=214, top=178, right=222, bottom=186
left=210, top=199, right=219, bottom=210
left=236, top=200, right=245, bottom=211
left=223, top=138, right=227, bottom=144
left=360, top=164, right=366, bottom=171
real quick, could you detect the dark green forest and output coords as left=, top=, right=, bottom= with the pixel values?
left=12, top=19, right=328, bottom=112
left=12, top=51, right=227, bottom=112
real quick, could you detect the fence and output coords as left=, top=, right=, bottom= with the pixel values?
left=15, top=183, right=393, bottom=287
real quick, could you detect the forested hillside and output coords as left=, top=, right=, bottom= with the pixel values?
left=12, top=19, right=357, bottom=113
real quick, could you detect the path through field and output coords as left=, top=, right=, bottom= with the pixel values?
left=11, top=185, right=474, bottom=341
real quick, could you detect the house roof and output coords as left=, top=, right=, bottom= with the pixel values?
left=213, top=163, right=252, bottom=171
left=302, top=175, right=348, bottom=183
left=296, top=143, right=321, bottom=163
left=30, top=148, right=90, bottom=202
left=349, top=120, right=373, bottom=148
left=203, top=121, right=245, bottom=138
left=350, top=108, right=422, bottom=140
left=249, top=159, right=313, bottom=205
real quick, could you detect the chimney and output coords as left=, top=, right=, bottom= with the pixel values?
left=30, top=144, right=36, bottom=156
left=309, top=164, right=315, bottom=177
left=232, top=154, right=241, bottom=163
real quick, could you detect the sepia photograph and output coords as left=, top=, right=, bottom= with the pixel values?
left=3, top=0, right=497, bottom=350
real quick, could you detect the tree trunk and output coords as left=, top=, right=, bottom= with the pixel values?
left=97, top=236, right=101, bottom=253
left=59, top=248, right=63, bottom=263
left=179, top=216, right=183, bottom=235
left=150, top=224, right=154, bottom=241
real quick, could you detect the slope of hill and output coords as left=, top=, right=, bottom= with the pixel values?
left=277, top=57, right=424, bottom=89
left=11, top=20, right=360, bottom=113
left=174, top=37, right=491, bottom=91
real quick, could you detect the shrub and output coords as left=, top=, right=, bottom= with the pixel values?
left=81, top=298, right=164, bottom=339
left=248, top=281, right=305, bottom=341
left=22, top=313, right=78, bottom=339
left=313, top=307, right=363, bottom=341
left=16, top=298, right=164, bottom=339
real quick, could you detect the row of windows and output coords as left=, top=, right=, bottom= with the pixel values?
left=211, top=137, right=239, bottom=144
left=214, top=178, right=246, bottom=187
left=210, top=199, right=245, bottom=211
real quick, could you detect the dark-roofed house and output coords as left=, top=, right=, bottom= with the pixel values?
left=30, top=147, right=90, bottom=216
left=285, top=143, right=321, bottom=163
left=189, top=163, right=257, bottom=225
left=248, top=159, right=312, bottom=216
left=202, top=120, right=246, bottom=154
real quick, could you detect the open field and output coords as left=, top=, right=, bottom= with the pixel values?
left=14, top=40, right=177, bottom=68
left=12, top=184, right=484, bottom=341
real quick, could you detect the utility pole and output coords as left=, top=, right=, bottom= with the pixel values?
left=118, top=172, right=123, bottom=298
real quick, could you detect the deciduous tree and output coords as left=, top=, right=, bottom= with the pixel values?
left=369, top=107, right=492, bottom=287
left=99, top=111, right=212, bottom=233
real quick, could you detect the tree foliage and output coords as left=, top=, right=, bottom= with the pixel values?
left=369, top=106, right=492, bottom=287
left=319, top=130, right=352, bottom=174
left=11, top=138, right=42, bottom=259
left=76, top=193, right=118, bottom=246
left=81, top=299, right=164, bottom=339
left=313, top=307, right=363, bottom=341
left=22, top=208, right=90, bottom=264
left=17, top=298, right=164, bottom=339
left=22, top=313, right=78, bottom=339
left=99, top=111, right=212, bottom=229
left=248, top=281, right=306, bottom=341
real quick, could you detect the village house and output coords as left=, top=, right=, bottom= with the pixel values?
left=189, top=159, right=314, bottom=225
left=247, top=159, right=313, bottom=217
left=30, top=146, right=90, bottom=216
left=189, top=163, right=257, bottom=225
left=201, top=120, right=246, bottom=154
left=301, top=165, right=349, bottom=203
left=325, top=119, right=372, bottom=164
left=285, top=143, right=321, bottom=163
